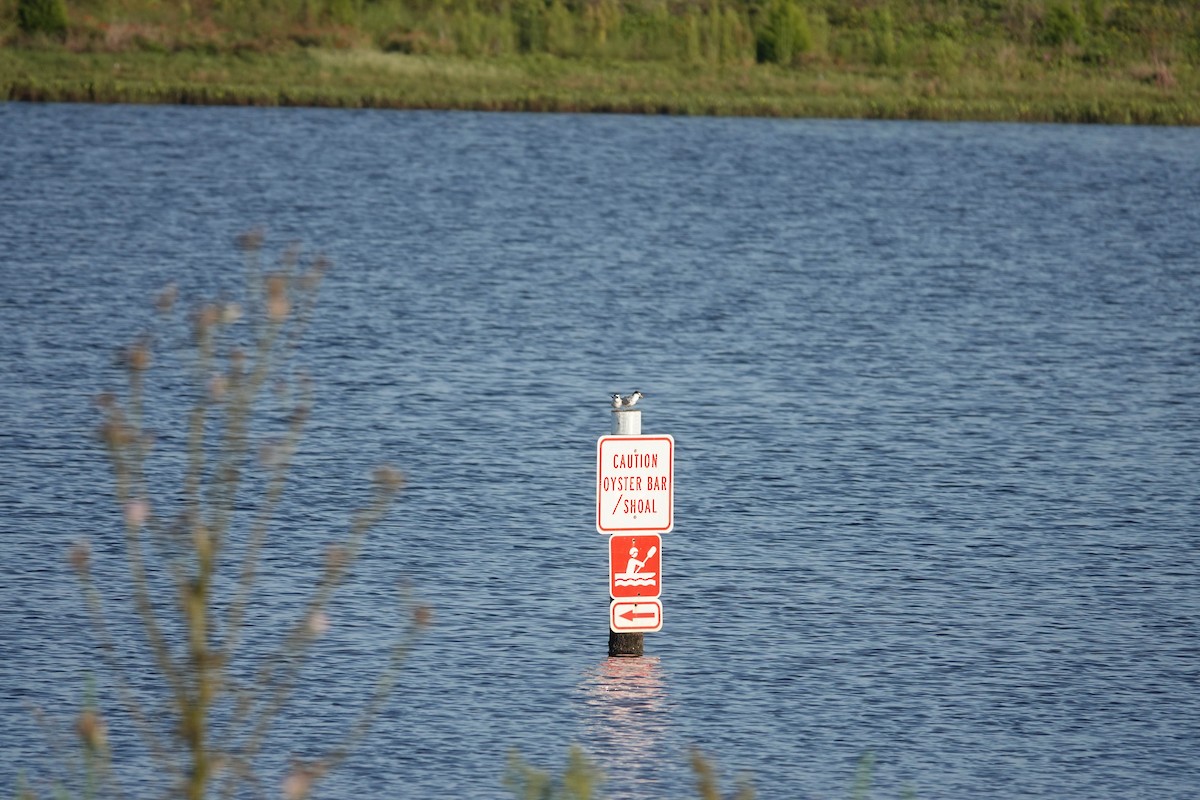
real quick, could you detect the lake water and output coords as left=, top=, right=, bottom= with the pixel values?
left=1, top=102, right=1198, bottom=799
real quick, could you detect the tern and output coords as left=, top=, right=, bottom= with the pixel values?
left=610, top=393, right=623, bottom=409
left=621, top=390, right=645, bottom=408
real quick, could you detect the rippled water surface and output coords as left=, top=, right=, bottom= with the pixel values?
left=1, top=103, right=1198, bottom=799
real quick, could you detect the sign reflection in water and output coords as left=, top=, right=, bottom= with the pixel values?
left=578, top=657, right=670, bottom=797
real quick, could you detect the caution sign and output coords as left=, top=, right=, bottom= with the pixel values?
left=596, top=435, right=674, bottom=534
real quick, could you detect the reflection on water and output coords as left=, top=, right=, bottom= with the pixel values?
left=578, top=657, right=670, bottom=798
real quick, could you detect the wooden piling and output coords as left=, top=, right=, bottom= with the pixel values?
left=608, top=407, right=644, bottom=658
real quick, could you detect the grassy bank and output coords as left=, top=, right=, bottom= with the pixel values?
left=2, top=0, right=1198, bottom=123
left=5, top=46, right=1196, bottom=122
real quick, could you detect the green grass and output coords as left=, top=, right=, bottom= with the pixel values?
left=4, top=45, right=1196, bottom=123
left=2, top=0, right=1198, bottom=123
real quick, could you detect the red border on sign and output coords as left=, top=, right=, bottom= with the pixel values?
left=596, top=435, right=674, bottom=534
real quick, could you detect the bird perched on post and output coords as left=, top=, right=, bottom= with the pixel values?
left=610, top=393, right=623, bottom=409
left=621, top=390, right=645, bottom=408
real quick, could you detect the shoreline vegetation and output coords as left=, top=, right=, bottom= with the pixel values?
left=3, top=1, right=1198, bottom=121
left=2, top=0, right=1200, bottom=123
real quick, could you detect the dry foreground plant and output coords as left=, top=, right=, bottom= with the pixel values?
left=22, top=232, right=857, bottom=800
left=28, top=232, right=426, bottom=800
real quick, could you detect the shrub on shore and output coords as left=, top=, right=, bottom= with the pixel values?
left=16, top=0, right=68, bottom=38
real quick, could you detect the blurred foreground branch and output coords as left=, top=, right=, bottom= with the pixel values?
left=38, top=232, right=426, bottom=800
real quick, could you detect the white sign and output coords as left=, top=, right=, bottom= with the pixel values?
left=609, top=598, right=663, bottom=633
left=596, top=435, right=674, bottom=534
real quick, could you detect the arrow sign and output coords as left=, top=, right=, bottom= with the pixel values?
left=609, top=598, right=663, bottom=633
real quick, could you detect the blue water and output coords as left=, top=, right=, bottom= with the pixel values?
left=1, top=102, right=1198, bottom=799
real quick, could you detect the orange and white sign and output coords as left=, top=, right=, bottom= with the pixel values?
left=609, top=598, right=663, bottom=633
left=609, top=534, right=661, bottom=599
left=596, top=435, right=674, bottom=534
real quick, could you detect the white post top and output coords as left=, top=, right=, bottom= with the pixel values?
left=611, top=408, right=642, bottom=436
